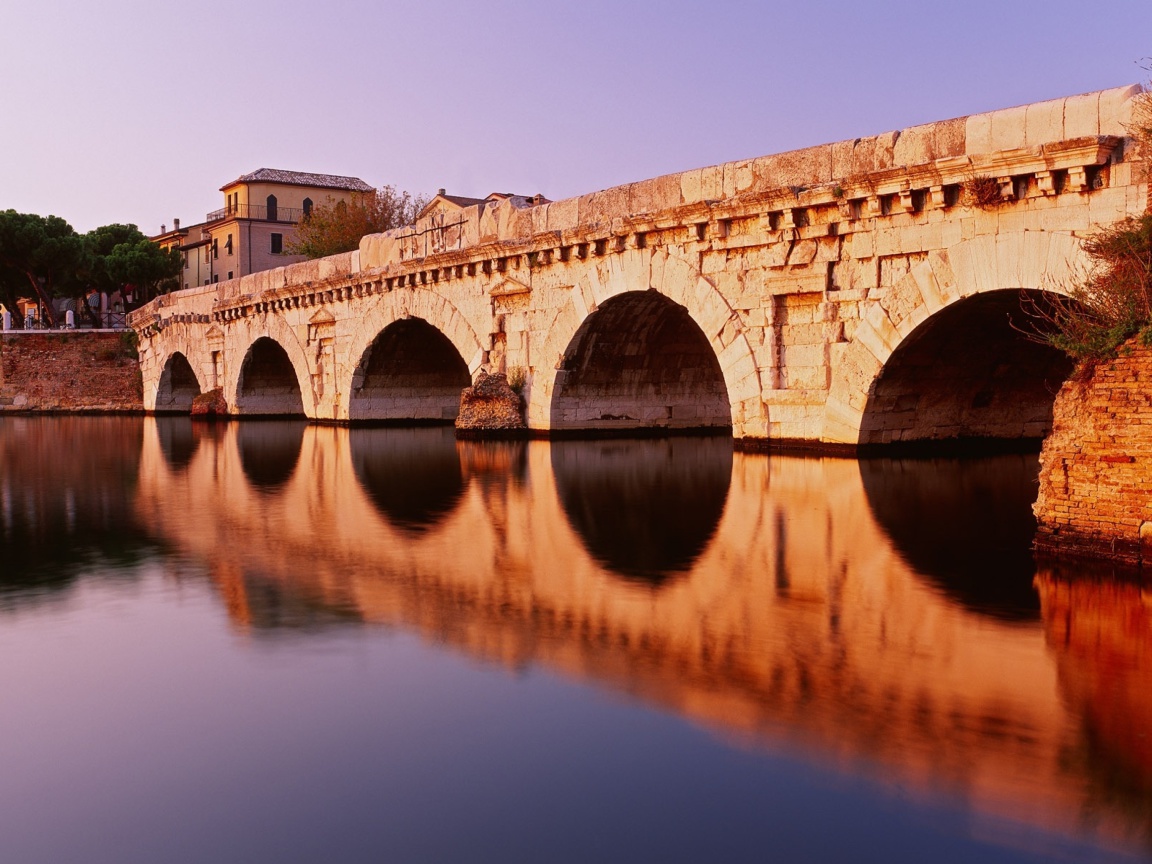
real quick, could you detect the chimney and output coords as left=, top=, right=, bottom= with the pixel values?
left=161, top=224, right=166, bottom=234
left=437, top=188, right=446, bottom=196
left=174, top=218, right=180, bottom=230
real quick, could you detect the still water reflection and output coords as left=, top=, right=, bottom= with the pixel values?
left=1, top=416, right=1151, bottom=863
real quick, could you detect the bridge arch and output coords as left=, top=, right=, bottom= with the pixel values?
left=154, top=350, right=203, bottom=413
left=348, top=318, right=471, bottom=422
left=234, top=336, right=308, bottom=417
left=530, top=248, right=764, bottom=435
left=338, top=289, right=486, bottom=422
left=822, top=231, right=1085, bottom=448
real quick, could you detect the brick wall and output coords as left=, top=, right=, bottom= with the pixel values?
left=1034, top=341, right=1152, bottom=567
left=0, top=333, right=143, bottom=413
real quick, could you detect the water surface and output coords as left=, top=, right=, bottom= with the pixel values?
left=1, top=417, right=1149, bottom=863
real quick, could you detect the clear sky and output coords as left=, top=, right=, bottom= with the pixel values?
left=1, top=0, right=1150, bottom=234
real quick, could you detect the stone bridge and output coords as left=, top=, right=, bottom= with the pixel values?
left=131, top=85, right=1148, bottom=448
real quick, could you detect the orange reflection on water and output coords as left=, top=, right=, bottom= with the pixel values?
left=136, top=419, right=1152, bottom=854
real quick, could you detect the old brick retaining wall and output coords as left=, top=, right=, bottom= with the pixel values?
left=0, top=332, right=143, bottom=413
left=1034, top=340, right=1152, bottom=567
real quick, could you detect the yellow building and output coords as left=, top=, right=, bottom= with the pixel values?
left=153, top=169, right=374, bottom=289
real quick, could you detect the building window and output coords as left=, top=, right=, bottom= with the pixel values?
left=267, top=194, right=278, bottom=222
left=303, top=197, right=313, bottom=218
left=225, top=234, right=233, bottom=254
left=183, top=252, right=188, bottom=270
left=212, top=239, right=218, bottom=259
left=212, top=275, right=219, bottom=283
left=227, top=271, right=233, bottom=280
left=271, top=233, right=283, bottom=254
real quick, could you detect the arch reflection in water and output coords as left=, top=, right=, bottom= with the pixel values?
left=349, top=426, right=465, bottom=533
left=860, top=453, right=1042, bottom=620
left=155, top=416, right=201, bottom=472
left=550, top=436, right=732, bottom=585
left=236, top=421, right=307, bottom=493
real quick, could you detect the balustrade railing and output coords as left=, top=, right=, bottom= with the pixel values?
left=205, top=203, right=305, bottom=224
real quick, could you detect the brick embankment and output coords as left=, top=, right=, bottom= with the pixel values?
left=1034, top=340, right=1152, bottom=567
left=0, top=332, right=143, bottom=413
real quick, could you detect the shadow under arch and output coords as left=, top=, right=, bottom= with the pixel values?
left=236, top=421, right=307, bottom=494
left=235, top=337, right=305, bottom=417
left=550, top=436, right=733, bottom=586
left=155, top=416, right=201, bottom=472
left=550, top=291, right=731, bottom=433
left=350, top=426, right=465, bottom=533
left=349, top=318, right=471, bottom=423
left=860, top=289, right=1075, bottom=450
left=860, top=453, right=1042, bottom=620
left=155, top=352, right=202, bottom=413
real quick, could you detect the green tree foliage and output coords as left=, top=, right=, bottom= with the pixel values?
left=0, top=214, right=180, bottom=326
left=287, top=186, right=428, bottom=259
left=0, top=210, right=87, bottom=325
left=84, top=224, right=180, bottom=300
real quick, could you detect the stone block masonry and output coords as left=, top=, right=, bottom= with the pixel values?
left=1034, top=341, right=1152, bottom=568
left=133, top=85, right=1149, bottom=448
left=0, top=333, right=143, bottom=413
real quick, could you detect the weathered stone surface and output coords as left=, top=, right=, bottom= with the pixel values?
left=455, top=372, right=526, bottom=434
left=132, top=86, right=1147, bottom=448
left=1034, top=342, right=1152, bottom=568
left=191, top=387, right=228, bottom=418
left=0, top=333, right=142, bottom=412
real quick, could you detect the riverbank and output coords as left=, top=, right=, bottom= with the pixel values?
left=0, top=332, right=143, bottom=413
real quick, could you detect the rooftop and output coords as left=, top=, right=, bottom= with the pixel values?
left=221, top=168, right=374, bottom=193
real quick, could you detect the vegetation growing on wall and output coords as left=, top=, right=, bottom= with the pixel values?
left=287, top=186, right=428, bottom=259
left=1027, top=85, right=1152, bottom=362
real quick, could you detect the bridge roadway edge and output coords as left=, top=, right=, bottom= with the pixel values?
left=131, top=84, right=1148, bottom=453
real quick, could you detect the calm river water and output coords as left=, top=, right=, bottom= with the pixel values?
left=2, top=416, right=1151, bottom=863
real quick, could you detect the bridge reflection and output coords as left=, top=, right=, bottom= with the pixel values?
left=551, top=437, right=732, bottom=585
left=132, top=420, right=1152, bottom=851
left=350, top=426, right=465, bottom=533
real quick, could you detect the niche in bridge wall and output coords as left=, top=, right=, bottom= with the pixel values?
left=350, top=426, right=465, bottom=533
left=349, top=319, right=471, bottom=423
left=235, top=338, right=306, bottom=417
left=860, top=453, right=1042, bottom=621
left=550, top=436, right=733, bottom=586
left=155, top=352, right=202, bottom=413
left=859, top=290, right=1074, bottom=448
left=551, top=291, right=731, bottom=432
left=237, top=421, right=307, bottom=494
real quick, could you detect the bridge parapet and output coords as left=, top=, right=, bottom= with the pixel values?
left=134, top=85, right=1149, bottom=446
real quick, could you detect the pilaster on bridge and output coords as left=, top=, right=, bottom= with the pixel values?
left=132, top=85, right=1148, bottom=450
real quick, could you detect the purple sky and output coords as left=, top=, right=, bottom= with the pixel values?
left=1, top=0, right=1150, bottom=234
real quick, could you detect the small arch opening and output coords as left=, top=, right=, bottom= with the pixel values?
left=266, top=194, right=278, bottom=222
left=236, top=337, right=305, bottom=417
left=155, top=352, right=202, bottom=413
left=550, top=291, right=731, bottom=433
left=859, top=290, right=1075, bottom=450
left=349, top=318, right=471, bottom=423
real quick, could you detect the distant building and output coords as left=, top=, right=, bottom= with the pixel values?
left=153, top=169, right=374, bottom=289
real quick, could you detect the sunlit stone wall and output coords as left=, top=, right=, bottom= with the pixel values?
left=133, top=86, right=1148, bottom=447
left=1035, top=340, right=1152, bottom=566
